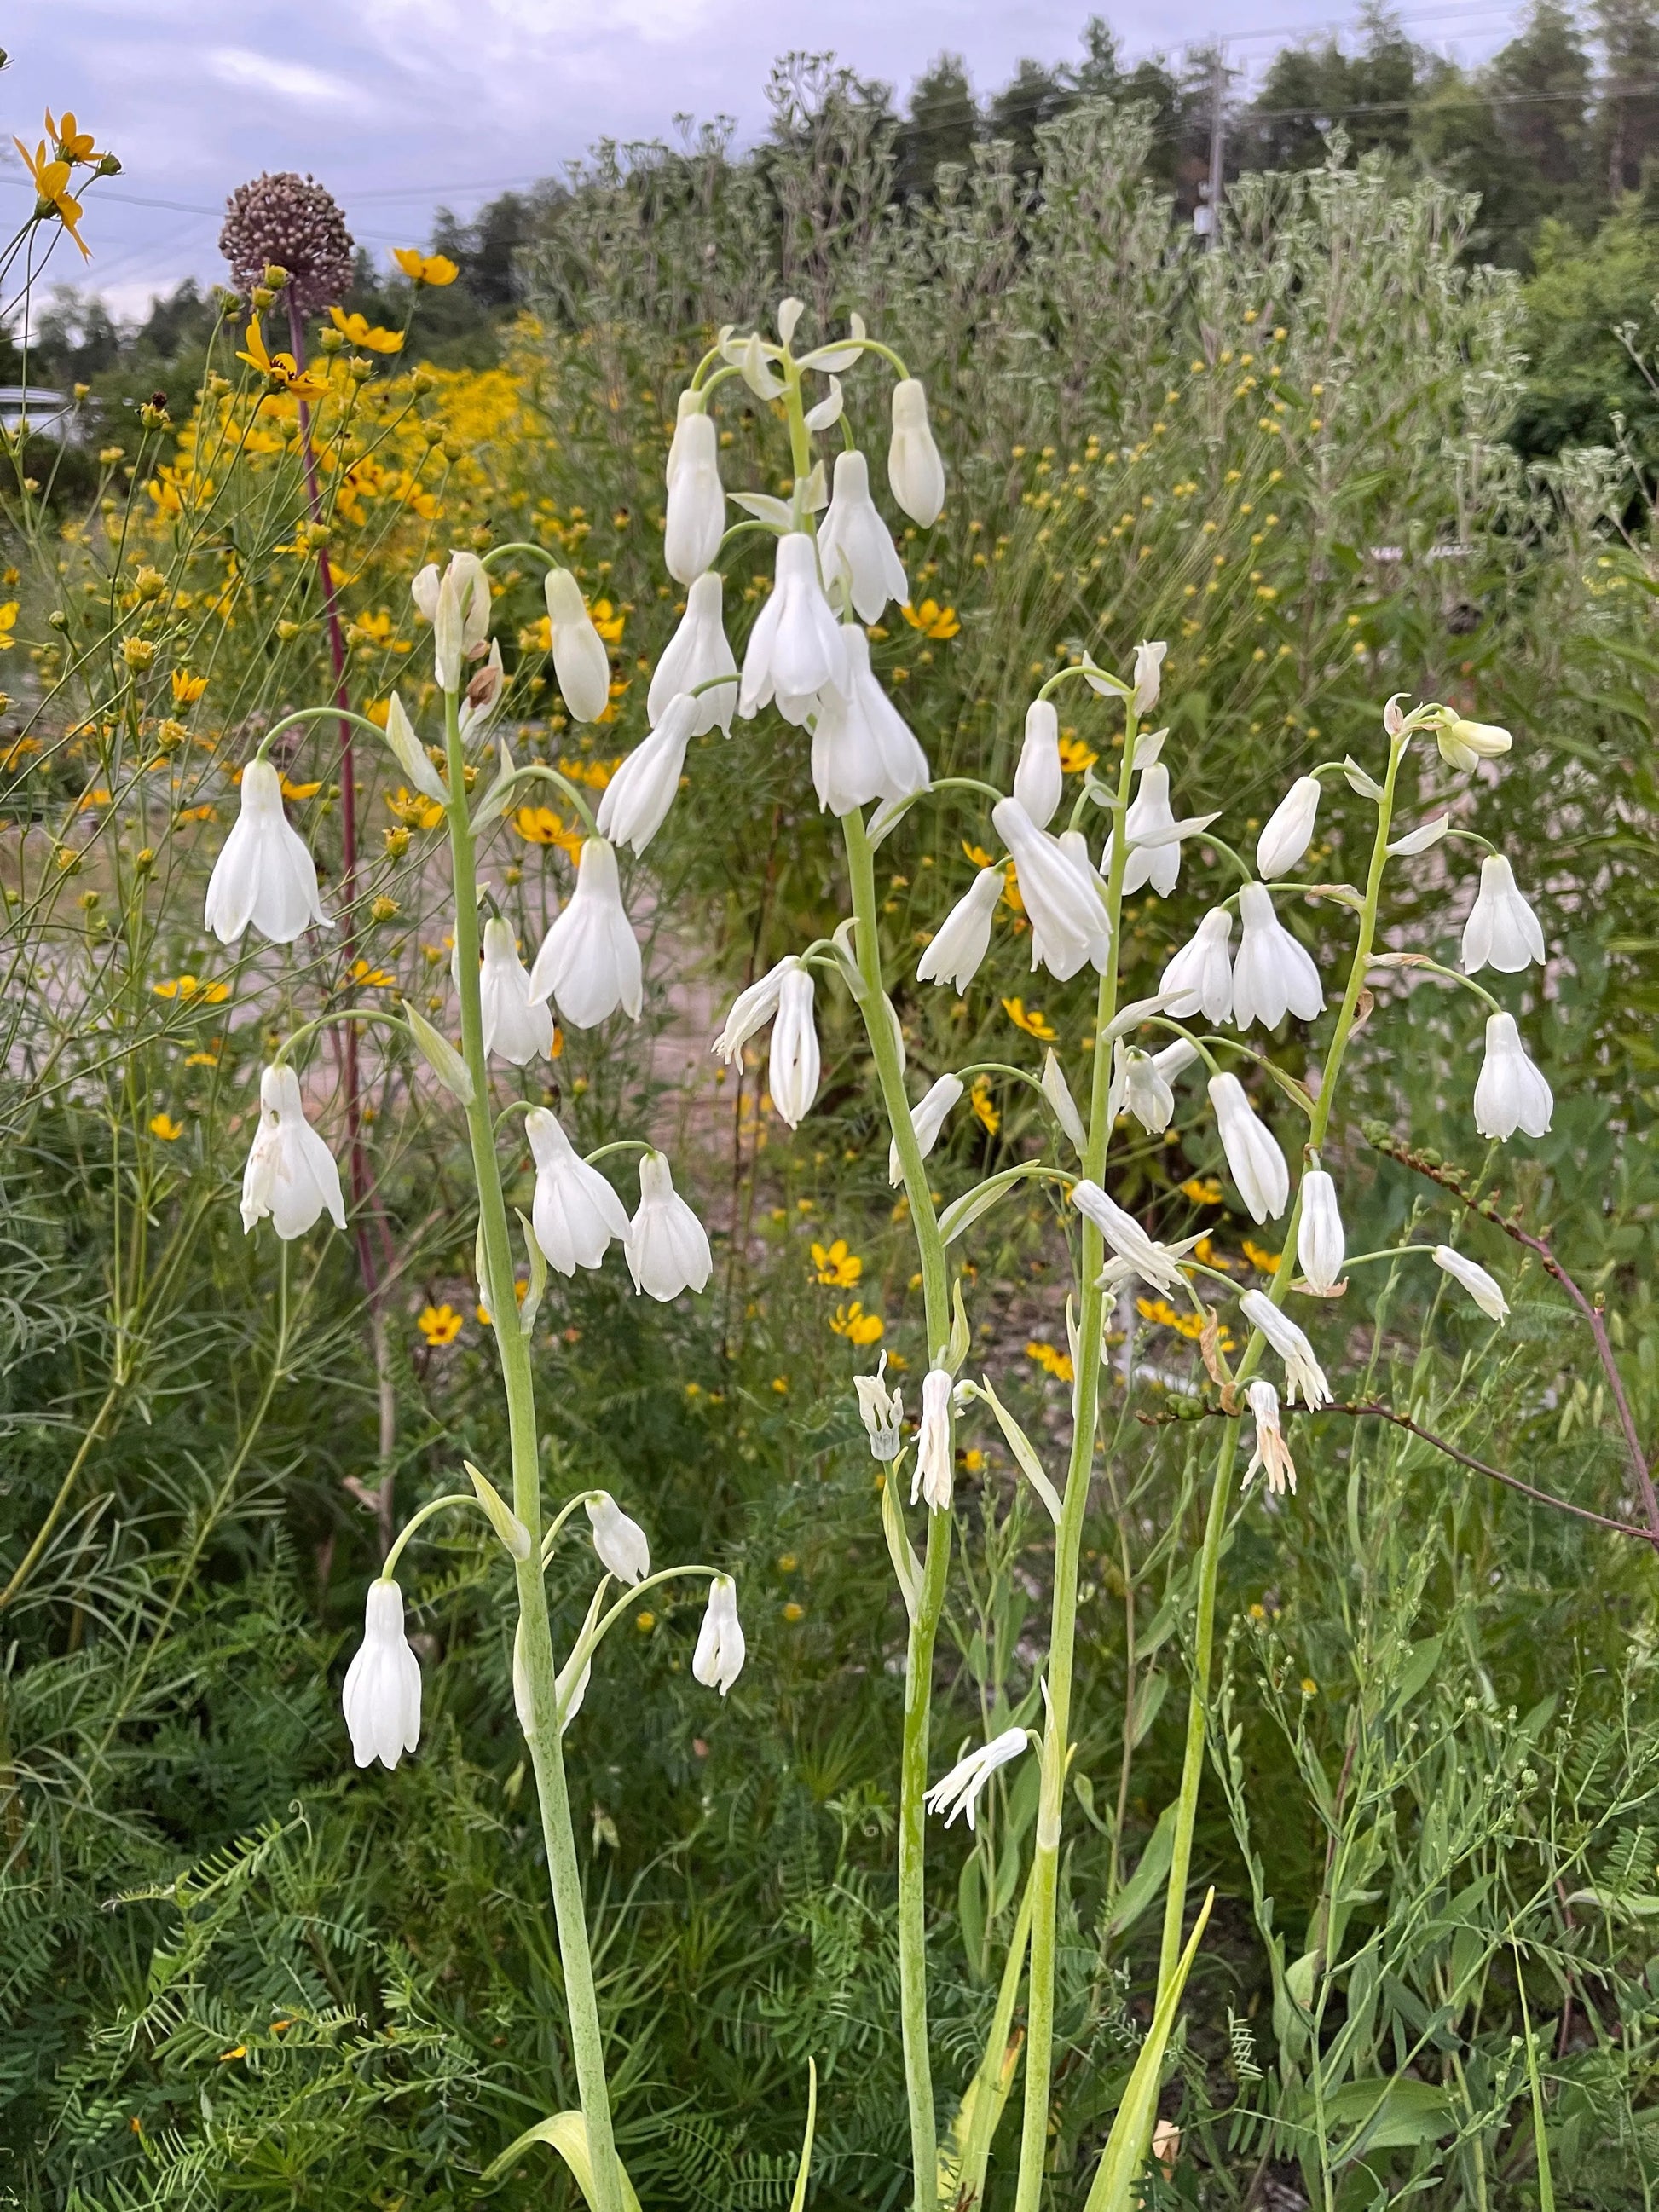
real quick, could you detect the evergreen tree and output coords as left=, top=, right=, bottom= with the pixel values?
left=1491, top=0, right=1594, bottom=194
left=1245, top=43, right=1352, bottom=170
left=897, top=53, right=980, bottom=195
left=1593, top=0, right=1659, bottom=193
left=987, top=59, right=1074, bottom=174
left=1068, top=16, right=1122, bottom=99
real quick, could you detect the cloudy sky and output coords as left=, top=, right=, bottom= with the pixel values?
left=5, top=0, right=1521, bottom=321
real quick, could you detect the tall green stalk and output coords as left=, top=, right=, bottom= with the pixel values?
left=1153, top=733, right=1407, bottom=2004
left=841, top=806, right=951, bottom=2206
left=442, top=691, right=625, bottom=2212
left=1011, top=704, right=1141, bottom=2212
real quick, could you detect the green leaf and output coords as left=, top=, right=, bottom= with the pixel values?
left=880, top=1470, right=922, bottom=1618
left=977, top=1374, right=1062, bottom=1526
left=938, top=1881, right=1032, bottom=2209
left=1081, top=1886, right=1214, bottom=2211
left=481, top=2111, right=644, bottom=2208
left=789, top=2059, right=818, bottom=2212
left=1106, top=1800, right=1176, bottom=1941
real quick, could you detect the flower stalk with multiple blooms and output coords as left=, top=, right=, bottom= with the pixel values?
left=204, top=292, right=1562, bottom=2210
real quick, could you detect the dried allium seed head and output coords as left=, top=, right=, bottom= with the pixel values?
left=219, top=172, right=353, bottom=315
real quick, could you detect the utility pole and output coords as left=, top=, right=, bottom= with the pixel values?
left=1206, top=43, right=1227, bottom=250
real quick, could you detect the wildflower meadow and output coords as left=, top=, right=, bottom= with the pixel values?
left=5, top=43, right=1659, bottom=2212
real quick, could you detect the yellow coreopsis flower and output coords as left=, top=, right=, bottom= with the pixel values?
left=511, top=804, right=582, bottom=857
left=0, top=602, right=17, bottom=650
left=418, top=1302, right=464, bottom=1347
left=1026, top=1339, right=1074, bottom=1383
left=969, top=1075, right=1001, bottom=1135
left=830, top=1301, right=884, bottom=1347
left=901, top=598, right=961, bottom=640
left=1002, top=996, right=1056, bottom=1041
left=394, top=248, right=460, bottom=286
left=148, top=1112, right=184, bottom=1141
left=47, top=109, right=107, bottom=166
left=13, top=135, right=90, bottom=258
left=171, top=668, right=207, bottom=704
left=811, top=1238, right=864, bottom=1289
left=328, top=306, right=405, bottom=355
left=387, top=787, right=444, bottom=831
left=237, top=317, right=329, bottom=402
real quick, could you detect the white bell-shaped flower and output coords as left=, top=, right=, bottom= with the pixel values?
left=1296, top=1169, right=1345, bottom=1293
left=204, top=759, right=329, bottom=945
left=528, top=837, right=642, bottom=1030
left=1012, top=698, right=1063, bottom=829
left=1207, top=1072, right=1289, bottom=1224
left=693, top=1573, right=745, bottom=1695
left=1119, top=766, right=1182, bottom=896
left=1242, top=1379, right=1296, bottom=1495
left=1240, top=1289, right=1331, bottom=1407
left=587, top=1491, right=651, bottom=1585
left=712, top=956, right=793, bottom=1063
left=1112, top=1042, right=1176, bottom=1135
left=413, top=548, right=489, bottom=691
left=917, top=866, right=1004, bottom=990
left=1159, top=910, right=1234, bottom=1025
left=649, top=572, right=737, bottom=736
left=1432, top=1244, right=1510, bottom=1322
left=1071, top=1178, right=1188, bottom=1293
left=342, top=1578, right=422, bottom=1770
left=1256, top=776, right=1321, bottom=881
left=769, top=962, right=820, bottom=1129
left=663, top=407, right=725, bottom=584
left=240, top=1063, right=346, bottom=1239
left=810, top=624, right=930, bottom=817
left=1231, top=883, right=1324, bottom=1030
left=1436, top=713, right=1512, bottom=772
left=527, top=1108, right=631, bottom=1273
left=597, top=691, right=696, bottom=855
left=627, top=1150, right=713, bottom=1299
left=991, top=798, right=1111, bottom=981
left=1460, top=856, right=1544, bottom=975
left=545, top=568, right=613, bottom=724
left=887, top=378, right=945, bottom=527
left=913, top=1366, right=954, bottom=1512
left=817, top=448, right=908, bottom=621
left=739, top=533, right=845, bottom=725
left=477, top=916, right=553, bottom=1066
left=924, top=1725, right=1027, bottom=1830
left=1131, top=640, right=1167, bottom=715
left=890, top=1072, right=963, bottom=1185
left=1473, top=1011, right=1552, bottom=1141
left=854, top=1350, right=904, bottom=1460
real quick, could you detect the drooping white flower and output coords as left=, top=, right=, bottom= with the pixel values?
left=692, top=1574, right=745, bottom=1695
left=663, top=407, right=725, bottom=584
left=887, top=378, right=945, bottom=527
left=1208, top=1072, right=1290, bottom=1223
left=342, top=1578, right=422, bottom=1770
left=545, top=568, right=613, bottom=724
left=917, top=866, right=1004, bottom=990
left=739, top=533, right=845, bottom=725
left=1113, top=1042, right=1176, bottom=1134
left=1042, top=1048, right=1087, bottom=1152
left=649, top=571, right=737, bottom=736
left=1433, top=1243, right=1510, bottom=1322
left=924, top=1726, right=1028, bottom=1830
left=890, top=1072, right=963, bottom=1185
left=1473, top=1011, right=1552, bottom=1141
left=1071, top=1178, right=1188, bottom=1293
left=477, top=916, right=553, bottom=1065
left=914, top=1366, right=954, bottom=1512
left=596, top=691, right=696, bottom=854
left=712, top=956, right=794, bottom=1063
left=240, top=1063, right=346, bottom=1239
left=528, top=836, right=642, bottom=1029
left=1159, top=910, right=1234, bottom=1025
left=204, top=759, right=330, bottom=945
left=1131, top=639, right=1167, bottom=716
left=1296, top=1169, right=1344, bottom=1294
left=1436, top=713, right=1512, bottom=772
left=457, top=638, right=506, bottom=743
left=854, top=1350, right=903, bottom=1460
left=810, top=624, right=930, bottom=815
left=1460, top=855, right=1545, bottom=975
left=586, top=1491, right=651, bottom=1584
left=1013, top=699, right=1063, bottom=829
left=991, top=798, right=1112, bottom=981
left=1231, top=883, right=1324, bottom=1031
left=527, top=1108, right=632, bottom=1274
left=627, top=1150, right=713, bottom=1299
left=1240, top=1289, right=1331, bottom=1407
left=413, top=548, right=489, bottom=691
left=1256, top=776, right=1321, bottom=881
left=769, top=962, right=820, bottom=1129
left=1242, top=1379, right=1297, bottom=1495
left=1115, top=766, right=1182, bottom=896
left=817, top=448, right=908, bottom=621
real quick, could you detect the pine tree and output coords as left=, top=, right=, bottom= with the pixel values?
left=987, top=59, right=1074, bottom=175
left=1490, top=0, right=1593, bottom=193
left=897, top=54, right=980, bottom=197
left=1593, top=0, right=1659, bottom=194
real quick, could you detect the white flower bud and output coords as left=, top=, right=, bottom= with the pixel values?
left=663, top=408, right=725, bottom=584
left=527, top=1109, right=631, bottom=1274
left=1159, top=910, right=1234, bottom=1024
left=545, top=568, right=613, bottom=724
left=1131, top=638, right=1166, bottom=715
left=1256, top=776, right=1321, bottom=880
left=586, top=1491, right=651, bottom=1584
left=739, top=533, right=844, bottom=725
left=597, top=692, right=697, bottom=854
left=887, top=378, right=945, bottom=527
left=810, top=624, right=929, bottom=816
left=1013, top=699, right=1063, bottom=828
left=1208, top=1072, right=1290, bottom=1224
left=917, top=866, right=1003, bottom=991
left=712, top=956, right=793, bottom=1063
left=1436, top=713, right=1512, bottom=772
left=649, top=571, right=737, bottom=736
left=1295, top=1169, right=1344, bottom=1294
left=1432, top=1244, right=1510, bottom=1322
left=768, top=962, right=820, bottom=1129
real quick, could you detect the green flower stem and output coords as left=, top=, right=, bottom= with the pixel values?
left=843, top=804, right=951, bottom=2209
left=1153, top=734, right=1408, bottom=2012
left=379, top=1490, right=488, bottom=1582
left=443, top=689, right=624, bottom=2212
left=1013, top=705, right=1142, bottom=2212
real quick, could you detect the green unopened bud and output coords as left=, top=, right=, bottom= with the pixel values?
left=464, top=1460, right=532, bottom=1559
left=403, top=1001, right=473, bottom=1103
